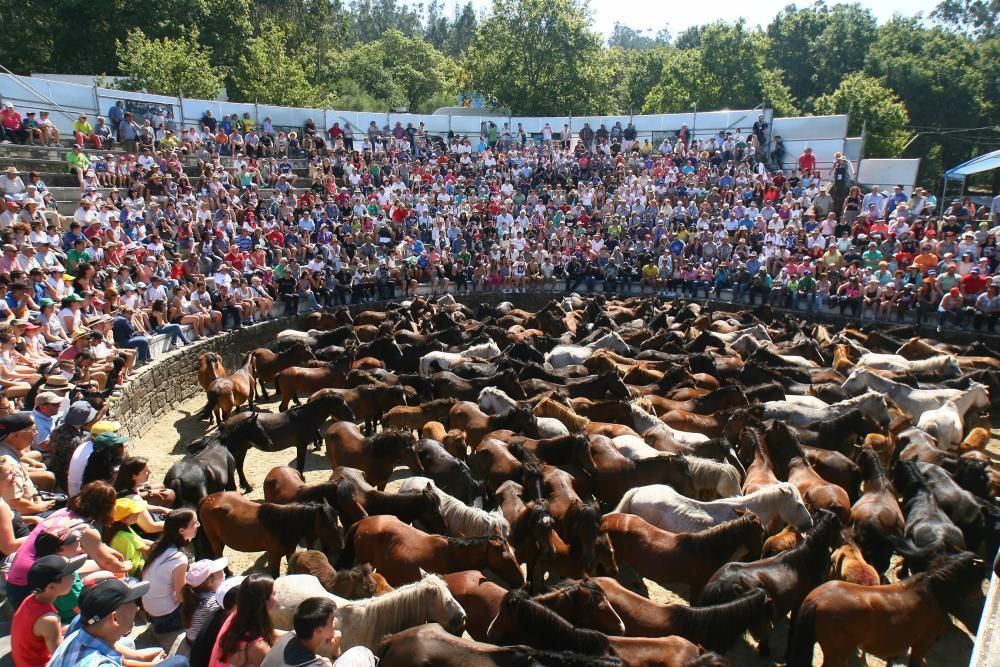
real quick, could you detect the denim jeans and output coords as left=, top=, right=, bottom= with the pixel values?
left=121, top=335, right=152, bottom=363
left=155, top=323, right=188, bottom=347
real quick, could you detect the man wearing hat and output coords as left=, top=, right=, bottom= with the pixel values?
left=0, top=413, right=56, bottom=515
left=10, top=554, right=87, bottom=667
left=48, top=578, right=184, bottom=667
left=46, top=400, right=99, bottom=493
left=31, top=391, right=64, bottom=452
left=67, top=426, right=127, bottom=496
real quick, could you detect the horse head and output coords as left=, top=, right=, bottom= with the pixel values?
left=776, top=483, right=813, bottom=532
left=413, top=483, right=449, bottom=535
left=485, top=528, right=526, bottom=588
left=313, top=501, right=345, bottom=555
left=420, top=571, right=467, bottom=634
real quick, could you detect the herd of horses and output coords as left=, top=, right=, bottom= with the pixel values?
left=157, top=295, right=1000, bottom=666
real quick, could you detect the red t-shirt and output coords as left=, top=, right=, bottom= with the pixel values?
left=798, top=153, right=816, bottom=172
left=11, top=595, right=57, bottom=667
left=961, top=273, right=987, bottom=294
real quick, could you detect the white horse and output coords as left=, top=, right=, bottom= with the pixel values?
left=781, top=394, right=829, bottom=409
left=841, top=368, right=967, bottom=419
left=762, top=390, right=889, bottom=428
left=398, top=476, right=510, bottom=538
left=272, top=572, right=466, bottom=654
left=418, top=339, right=502, bottom=377
left=856, top=353, right=962, bottom=378
left=477, top=387, right=568, bottom=437
left=613, top=482, right=813, bottom=534
left=276, top=328, right=323, bottom=346
left=712, top=323, right=773, bottom=345
left=544, top=331, right=630, bottom=368
left=627, top=400, right=710, bottom=446
left=916, top=383, right=990, bottom=450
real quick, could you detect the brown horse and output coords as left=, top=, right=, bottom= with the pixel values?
left=375, top=623, right=626, bottom=667
left=327, top=471, right=450, bottom=536
left=761, top=525, right=803, bottom=557
left=787, top=552, right=985, bottom=667
left=324, top=421, right=422, bottom=489
left=421, top=421, right=468, bottom=461
left=339, top=515, right=525, bottom=588
left=485, top=588, right=725, bottom=666
left=600, top=512, right=764, bottom=600
left=588, top=434, right=696, bottom=505
left=287, top=550, right=393, bottom=598
left=850, top=446, right=905, bottom=576
left=764, top=422, right=851, bottom=522
left=273, top=351, right=357, bottom=410
left=830, top=541, right=880, bottom=587
left=448, top=402, right=541, bottom=449
left=591, top=577, right=772, bottom=653
left=200, top=352, right=257, bottom=426
left=439, top=571, right=624, bottom=641
left=382, top=398, right=456, bottom=432
left=319, top=384, right=411, bottom=434
left=250, top=340, right=316, bottom=398
left=700, top=510, right=842, bottom=657
left=198, top=352, right=226, bottom=392
left=198, top=491, right=342, bottom=576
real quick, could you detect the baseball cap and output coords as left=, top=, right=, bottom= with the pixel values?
left=92, top=432, right=128, bottom=453
left=215, top=575, right=245, bottom=607
left=90, top=421, right=121, bottom=435
left=186, top=557, right=228, bottom=587
left=28, top=554, right=86, bottom=591
left=0, top=412, right=35, bottom=439
left=112, top=497, right=148, bottom=522
left=34, top=391, right=63, bottom=407
left=79, top=578, right=150, bottom=626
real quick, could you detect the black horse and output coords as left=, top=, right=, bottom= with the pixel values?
left=222, top=391, right=356, bottom=492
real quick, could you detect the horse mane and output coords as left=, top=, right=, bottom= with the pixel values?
left=445, top=534, right=505, bottom=549
left=418, top=398, right=458, bottom=412
left=533, top=578, right=606, bottom=610
left=257, top=502, right=329, bottom=547
left=923, top=552, right=985, bottom=609
left=682, top=455, right=740, bottom=493
left=894, top=459, right=928, bottom=500
left=779, top=510, right=839, bottom=569
left=857, top=446, right=888, bottom=488
left=499, top=589, right=609, bottom=655
left=520, top=649, right=624, bottom=667
left=437, top=492, right=509, bottom=537
left=370, top=430, right=415, bottom=458
left=342, top=574, right=452, bottom=646
left=682, top=513, right=762, bottom=557
left=677, top=588, right=771, bottom=649
left=185, top=435, right=219, bottom=455
left=510, top=502, right=551, bottom=546
left=296, top=481, right=341, bottom=505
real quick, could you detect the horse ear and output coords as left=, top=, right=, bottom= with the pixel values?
left=419, top=567, right=430, bottom=579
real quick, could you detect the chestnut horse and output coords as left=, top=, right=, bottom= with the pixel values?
left=324, top=421, right=422, bottom=489
left=591, top=577, right=772, bottom=654
left=439, top=571, right=624, bottom=641
left=339, top=515, right=524, bottom=588
left=600, top=512, right=764, bottom=600
left=198, top=491, right=342, bottom=576
left=250, top=340, right=316, bottom=398
left=198, top=352, right=226, bottom=392
left=787, top=552, right=985, bottom=667
left=287, top=550, right=393, bottom=599
left=200, top=352, right=257, bottom=426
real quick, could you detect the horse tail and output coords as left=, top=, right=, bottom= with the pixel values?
left=611, top=487, right=639, bottom=514
left=166, top=475, right=186, bottom=509
left=335, top=521, right=359, bottom=569
left=199, top=389, right=219, bottom=421
left=886, top=534, right=939, bottom=570
left=273, top=373, right=282, bottom=397
left=786, top=600, right=818, bottom=667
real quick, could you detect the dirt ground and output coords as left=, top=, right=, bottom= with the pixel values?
left=132, top=392, right=996, bottom=666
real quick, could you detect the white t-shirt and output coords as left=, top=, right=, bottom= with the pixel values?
left=66, top=439, right=94, bottom=496
left=142, top=547, right=188, bottom=616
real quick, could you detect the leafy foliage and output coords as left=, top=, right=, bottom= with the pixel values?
left=815, top=73, right=910, bottom=156
left=465, top=0, right=612, bottom=115
left=115, top=29, right=225, bottom=99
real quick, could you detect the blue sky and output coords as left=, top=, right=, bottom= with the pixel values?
left=444, top=0, right=942, bottom=39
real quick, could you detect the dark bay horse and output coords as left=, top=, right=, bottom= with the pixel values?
left=221, top=390, right=356, bottom=492
left=287, top=549, right=393, bottom=599
left=198, top=491, right=343, bottom=576
left=250, top=340, right=316, bottom=398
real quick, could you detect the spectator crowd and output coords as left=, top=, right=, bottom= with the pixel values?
left=2, top=97, right=1000, bottom=665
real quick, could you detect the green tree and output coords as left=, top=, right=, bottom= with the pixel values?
left=814, top=72, right=909, bottom=156
left=342, top=29, right=458, bottom=111
left=608, top=23, right=670, bottom=50
left=611, top=47, right=671, bottom=114
left=115, top=28, right=224, bottom=99
left=643, top=22, right=798, bottom=116
left=465, top=0, right=612, bottom=115
left=231, top=20, right=317, bottom=106
left=447, top=2, right=479, bottom=56
left=932, top=0, right=1000, bottom=39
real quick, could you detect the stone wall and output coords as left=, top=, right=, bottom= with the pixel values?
left=111, top=317, right=302, bottom=438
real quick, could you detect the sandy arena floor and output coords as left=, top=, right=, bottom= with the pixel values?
left=131, top=392, right=995, bottom=666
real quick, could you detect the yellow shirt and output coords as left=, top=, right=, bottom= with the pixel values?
left=73, top=120, right=93, bottom=135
